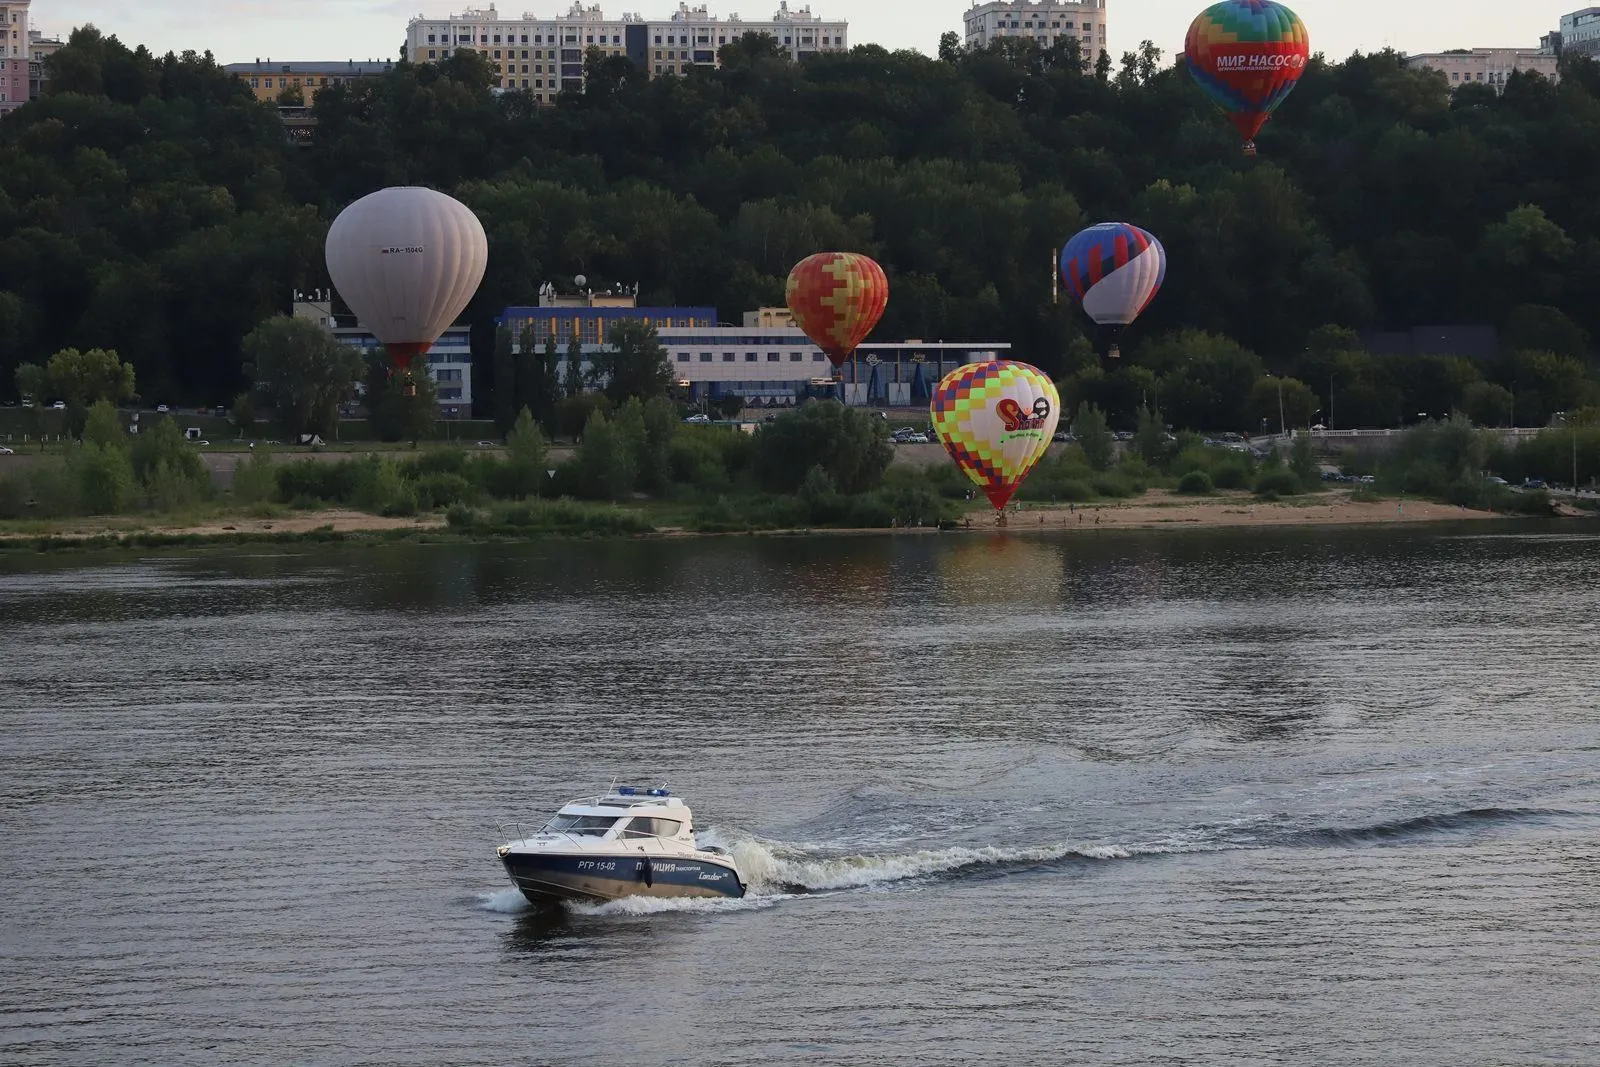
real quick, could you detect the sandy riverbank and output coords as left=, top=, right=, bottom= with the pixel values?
left=0, top=490, right=1546, bottom=547
left=990, top=490, right=1504, bottom=531
left=0, top=509, right=447, bottom=542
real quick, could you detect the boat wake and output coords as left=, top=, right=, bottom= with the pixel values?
left=476, top=805, right=1595, bottom=918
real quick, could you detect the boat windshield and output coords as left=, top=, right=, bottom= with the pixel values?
left=542, top=814, right=619, bottom=836
left=620, top=816, right=684, bottom=839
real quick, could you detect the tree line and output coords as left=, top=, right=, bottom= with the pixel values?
left=3, top=27, right=1600, bottom=431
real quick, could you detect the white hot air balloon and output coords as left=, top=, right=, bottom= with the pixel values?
left=325, top=186, right=488, bottom=391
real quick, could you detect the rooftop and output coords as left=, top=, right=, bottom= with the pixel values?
left=223, top=60, right=397, bottom=74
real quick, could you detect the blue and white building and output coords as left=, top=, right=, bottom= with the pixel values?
left=294, top=293, right=474, bottom=418
left=501, top=287, right=1011, bottom=407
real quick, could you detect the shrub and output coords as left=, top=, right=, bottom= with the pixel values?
left=412, top=472, right=476, bottom=510
left=232, top=449, right=276, bottom=504
left=1211, top=460, right=1252, bottom=490
left=276, top=459, right=360, bottom=504
left=1254, top=469, right=1301, bottom=498
left=485, top=499, right=654, bottom=535
left=68, top=443, right=135, bottom=514
left=0, top=474, right=30, bottom=519
left=445, top=503, right=482, bottom=529
left=404, top=448, right=471, bottom=478
left=1176, top=470, right=1214, bottom=495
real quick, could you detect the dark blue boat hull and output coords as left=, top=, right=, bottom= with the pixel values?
left=500, top=851, right=746, bottom=904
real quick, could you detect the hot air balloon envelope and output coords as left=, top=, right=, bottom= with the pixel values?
left=1186, top=0, right=1310, bottom=151
left=931, top=360, right=1061, bottom=513
left=325, top=186, right=489, bottom=374
left=785, top=253, right=889, bottom=369
left=1060, top=223, right=1166, bottom=329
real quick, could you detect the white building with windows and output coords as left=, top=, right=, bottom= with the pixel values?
left=294, top=293, right=475, bottom=418
left=405, top=2, right=847, bottom=101
left=1405, top=48, right=1559, bottom=92
left=660, top=324, right=1011, bottom=408
left=963, top=0, right=1108, bottom=65
left=0, top=0, right=29, bottom=116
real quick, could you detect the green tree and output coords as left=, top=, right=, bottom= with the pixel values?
left=1073, top=402, right=1113, bottom=471
left=494, top=406, right=549, bottom=498
left=14, top=362, right=48, bottom=405
left=132, top=415, right=210, bottom=508
left=46, top=347, right=136, bottom=432
left=241, top=317, right=363, bottom=439
left=81, top=400, right=127, bottom=450
left=563, top=333, right=584, bottom=398
left=1505, top=304, right=1590, bottom=360
left=231, top=391, right=256, bottom=436
left=1461, top=381, right=1514, bottom=427
left=367, top=357, right=439, bottom=443
left=751, top=401, right=892, bottom=495
left=68, top=442, right=135, bottom=514
left=493, top=324, right=516, bottom=435
left=638, top=395, right=678, bottom=493
left=573, top=410, right=636, bottom=500
left=589, top=320, right=673, bottom=405
left=1289, top=431, right=1320, bottom=487
left=1248, top=376, right=1319, bottom=434
left=536, top=337, right=563, bottom=430
left=1133, top=406, right=1168, bottom=466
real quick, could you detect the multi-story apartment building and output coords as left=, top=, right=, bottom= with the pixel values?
left=28, top=27, right=62, bottom=100
left=1554, top=8, right=1600, bottom=58
left=1405, top=48, right=1559, bottom=92
left=294, top=292, right=476, bottom=418
left=0, top=0, right=28, bottom=116
left=962, top=0, right=1108, bottom=65
left=405, top=2, right=847, bottom=101
left=223, top=60, right=397, bottom=102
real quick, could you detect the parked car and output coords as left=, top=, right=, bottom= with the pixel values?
left=1524, top=478, right=1548, bottom=490
left=51, top=401, right=65, bottom=410
left=1053, top=432, right=1070, bottom=442
left=683, top=413, right=711, bottom=424
left=156, top=404, right=169, bottom=413
left=1488, top=476, right=1509, bottom=486
left=0, top=446, right=14, bottom=455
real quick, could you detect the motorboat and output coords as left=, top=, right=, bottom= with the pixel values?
left=497, top=787, right=746, bottom=905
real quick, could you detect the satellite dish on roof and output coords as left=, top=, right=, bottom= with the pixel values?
left=575, top=274, right=588, bottom=288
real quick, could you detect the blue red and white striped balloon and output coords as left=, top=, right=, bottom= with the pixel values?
left=1059, top=224, right=1167, bottom=352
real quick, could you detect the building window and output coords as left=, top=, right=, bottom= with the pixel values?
left=812, top=353, right=825, bottom=361
left=767, top=352, right=781, bottom=362
left=789, top=352, right=803, bottom=362
left=699, top=353, right=713, bottom=362
left=675, top=353, right=690, bottom=362
left=744, top=352, right=759, bottom=362
left=721, top=353, right=735, bottom=362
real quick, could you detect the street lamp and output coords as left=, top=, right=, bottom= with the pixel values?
left=1265, top=374, right=1286, bottom=438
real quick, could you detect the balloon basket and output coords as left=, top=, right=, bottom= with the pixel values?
left=1243, top=141, right=1258, bottom=157
left=1107, top=344, right=1122, bottom=360
left=403, top=383, right=417, bottom=398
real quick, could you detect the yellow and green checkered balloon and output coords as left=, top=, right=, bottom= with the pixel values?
left=930, top=360, right=1061, bottom=511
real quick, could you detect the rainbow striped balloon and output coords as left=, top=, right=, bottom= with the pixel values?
left=1186, top=0, right=1310, bottom=152
left=931, top=360, right=1061, bottom=513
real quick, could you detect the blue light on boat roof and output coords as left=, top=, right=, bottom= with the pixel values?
left=648, top=788, right=670, bottom=797
left=618, top=786, right=639, bottom=795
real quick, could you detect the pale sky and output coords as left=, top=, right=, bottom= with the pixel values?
left=34, top=0, right=1559, bottom=68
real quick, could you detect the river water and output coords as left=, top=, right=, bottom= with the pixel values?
left=2, top=524, right=1599, bottom=1065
